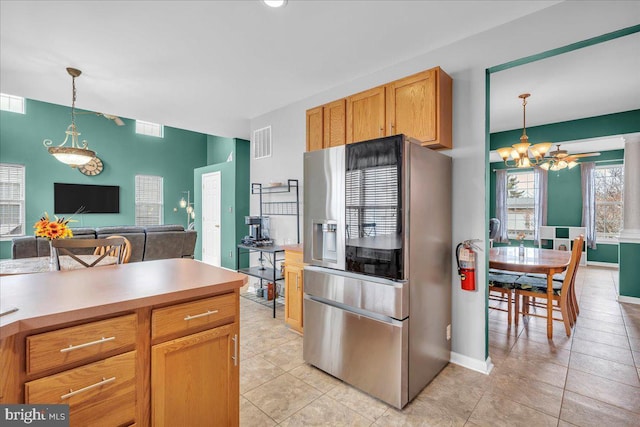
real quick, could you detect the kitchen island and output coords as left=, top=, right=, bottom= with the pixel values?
left=0, top=258, right=247, bottom=426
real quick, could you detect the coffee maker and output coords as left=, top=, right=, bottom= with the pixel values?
left=242, top=216, right=273, bottom=246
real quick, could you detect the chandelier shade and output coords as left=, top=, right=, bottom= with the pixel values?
left=43, top=67, right=96, bottom=167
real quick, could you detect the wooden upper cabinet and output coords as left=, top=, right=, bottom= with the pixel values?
left=323, top=99, right=346, bottom=148
left=346, top=85, right=386, bottom=144
left=386, top=67, right=452, bottom=149
left=306, top=106, right=324, bottom=152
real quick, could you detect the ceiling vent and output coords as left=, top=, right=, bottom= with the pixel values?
left=253, top=126, right=272, bottom=160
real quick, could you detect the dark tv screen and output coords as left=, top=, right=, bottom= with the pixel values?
left=54, top=183, right=120, bottom=214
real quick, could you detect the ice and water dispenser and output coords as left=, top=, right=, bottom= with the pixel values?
left=312, top=221, right=338, bottom=263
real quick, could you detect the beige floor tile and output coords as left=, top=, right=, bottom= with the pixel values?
left=279, top=394, right=372, bottom=427
left=575, top=316, right=628, bottom=336
left=577, top=307, right=623, bottom=324
left=240, top=396, right=277, bottom=427
left=243, top=373, right=323, bottom=423
left=560, top=390, right=640, bottom=427
left=241, top=333, right=293, bottom=355
left=509, top=338, right=571, bottom=366
left=488, top=370, right=564, bottom=417
left=565, top=369, right=640, bottom=414
left=571, top=337, right=635, bottom=366
left=572, top=324, right=631, bottom=349
left=289, top=363, right=341, bottom=393
left=260, top=336, right=305, bottom=372
left=568, top=351, right=640, bottom=388
left=467, top=392, right=558, bottom=427
left=557, top=421, right=579, bottom=427
left=326, top=382, right=391, bottom=422
left=240, top=355, right=285, bottom=394
left=517, top=324, right=573, bottom=350
left=493, top=354, right=567, bottom=388
left=416, top=368, right=487, bottom=419
left=374, top=396, right=468, bottom=426
left=629, top=336, right=640, bottom=352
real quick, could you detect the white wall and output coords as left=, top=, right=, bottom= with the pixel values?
left=249, top=1, right=640, bottom=370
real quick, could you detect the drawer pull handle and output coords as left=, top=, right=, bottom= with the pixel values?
left=232, top=334, right=238, bottom=366
left=184, top=310, right=219, bottom=321
left=60, top=336, right=116, bottom=353
left=61, top=376, right=116, bottom=400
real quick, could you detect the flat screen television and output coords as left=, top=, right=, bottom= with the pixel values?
left=54, top=183, right=120, bottom=214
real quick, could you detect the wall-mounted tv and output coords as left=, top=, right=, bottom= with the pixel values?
left=54, top=183, right=120, bottom=214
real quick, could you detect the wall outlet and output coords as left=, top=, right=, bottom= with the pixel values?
left=446, top=324, right=451, bottom=341
left=229, top=250, right=233, bottom=258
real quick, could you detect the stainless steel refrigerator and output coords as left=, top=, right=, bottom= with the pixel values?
left=303, top=134, right=452, bottom=409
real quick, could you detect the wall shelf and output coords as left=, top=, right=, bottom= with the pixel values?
left=251, top=179, right=300, bottom=243
left=539, top=226, right=587, bottom=266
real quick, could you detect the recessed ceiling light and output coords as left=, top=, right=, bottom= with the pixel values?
left=263, top=0, right=287, bottom=8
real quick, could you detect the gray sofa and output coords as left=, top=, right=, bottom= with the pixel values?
left=11, top=225, right=197, bottom=262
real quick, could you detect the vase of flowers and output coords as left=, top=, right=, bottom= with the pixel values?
left=34, top=212, right=74, bottom=268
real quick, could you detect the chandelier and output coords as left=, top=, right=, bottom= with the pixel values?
left=43, top=67, right=96, bottom=167
left=496, top=93, right=553, bottom=168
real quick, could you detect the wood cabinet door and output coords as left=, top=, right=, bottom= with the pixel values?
left=346, top=86, right=386, bottom=144
left=306, top=106, right=324, bottom=152
left=284, top=264, right=303, bottom=333
left=151, top=323, right=239, bottom=427
left=386, top=68, right=437, bottom=143
left=323, top=99, right=346, bottom=147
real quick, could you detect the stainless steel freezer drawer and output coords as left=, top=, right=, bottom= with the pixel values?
left=304, top=266, right=409, bottom=320
left=303, top=296, right=409, bottom=408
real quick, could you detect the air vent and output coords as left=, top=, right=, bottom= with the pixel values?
left=253, top=126, right=272, bottom=159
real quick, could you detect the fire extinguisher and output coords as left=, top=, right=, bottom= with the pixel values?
left=456, top=240, right=481, bottom=291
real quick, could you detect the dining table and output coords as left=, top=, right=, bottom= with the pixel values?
left=0, top=255, right=118, bottom=276
left=489, top=246, right=572, bottom=339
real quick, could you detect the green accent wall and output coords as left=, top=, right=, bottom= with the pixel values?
left=619, top=243, right=640, bottom=298
left=489, top=112, right=627, bottom=264
left=0, top=98, right=215, bottom=259
left=193, top=137, right=250, bottom=269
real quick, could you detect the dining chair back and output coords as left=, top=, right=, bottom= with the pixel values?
left=514, top=235, right=584, bottom=336
left=52, top=237, right=125, bottom=270
left=94, top=235, right=132, bottom=264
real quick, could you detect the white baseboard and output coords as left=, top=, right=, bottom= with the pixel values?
left=618, top=295, right=640, bottom=305
left=586, top=261, right=618, bottom=268
left=449, top=351, right=494, bottom=375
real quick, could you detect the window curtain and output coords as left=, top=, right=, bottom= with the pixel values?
left=495, top=169, right=509, bottom=243
left=533, top=167, right=548, bottom=245
left=581, top=162, right=597, bottom=249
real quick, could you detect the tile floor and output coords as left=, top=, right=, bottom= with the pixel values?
left=239, top=266, right=640, bottom=426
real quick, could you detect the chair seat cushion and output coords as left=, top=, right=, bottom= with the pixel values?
left=522, top=272, right=566, bottom=282
left=489, top=268, right=523, bottom=276
left=515, top=275, right=563, bottom=296
left=488, top=273, right=520, bottom=289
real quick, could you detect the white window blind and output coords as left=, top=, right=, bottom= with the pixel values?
left=253, top=126, right=272, bottom=159
left=595, top=165, right=624, bottom=239
left=0, top=93, right=25, bottom=114
left=506, top=171, right=537, bottom=238
left=135, top=120, right=164, bottom=138
left=135, top=175, right=163, bottom=226
left=346, top=166, right=398, bottom=238
left=0, top=163, right=25, bottom=239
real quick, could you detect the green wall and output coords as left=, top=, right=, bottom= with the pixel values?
left=619, top=243, right=640, bottom=298
left=194, top=137, right=250, bottom=269
left=0, top=98, right=210, bottom=258
left=489, top=111, right=633, bottom=264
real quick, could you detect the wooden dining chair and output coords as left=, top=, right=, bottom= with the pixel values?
left=52, top=237, right=125, bottom=270
left=513, top=235, right=584, bottom=336
left=488, top=271, right=521, bottom=326
left=94, top=235, right=132, bottom=264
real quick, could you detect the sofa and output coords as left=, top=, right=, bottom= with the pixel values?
left=11, top=224, right=197, bottom=262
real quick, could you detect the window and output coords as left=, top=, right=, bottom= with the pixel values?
left=135, top=175, right=163, bottom=226
left=0, top=164, right=25, bottom=239
left=253, top=126, right=272, bottom=159
left=506, top=171, right=536, bottom=238
left=135, top=120, right=164, bottom=138
left=595, top=165, right=624, bottom=239
left=0, top=93, right=25, bottom=114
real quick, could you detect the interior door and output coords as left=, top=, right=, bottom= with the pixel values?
left=202, top=171, right=221, bottom=267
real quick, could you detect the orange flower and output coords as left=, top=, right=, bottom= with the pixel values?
left=33, top=211, right=75, bottom=240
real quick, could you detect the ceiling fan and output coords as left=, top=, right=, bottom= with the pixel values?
left=539, top=144, right=601, bottom=171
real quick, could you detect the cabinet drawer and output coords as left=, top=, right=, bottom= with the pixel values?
left=25, top=351, right=136, bottom=427
left=27, top=314, right=137, bottom=375
left=152, top=293, right=236, bottom=340
left=285, top=250, right=304, bottom=266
